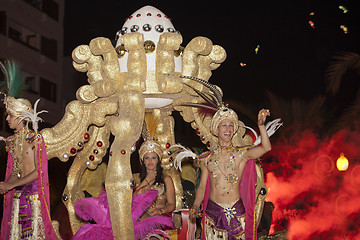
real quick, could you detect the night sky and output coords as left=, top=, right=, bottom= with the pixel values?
left=64, top=0, right=360, bottom=108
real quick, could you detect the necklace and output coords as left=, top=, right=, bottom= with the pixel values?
left=9, top=128, right=27, bottom=177
left=217, top=145, right=233, bottom=151
left=211, top=149, right=238, bottom=196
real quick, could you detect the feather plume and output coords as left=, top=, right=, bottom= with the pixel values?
left=177, top=102, right=218, bottom=111
left=18, top=99, right=48, bottom=132
left=144, top=112, right=160, bottom=139
left=244, top=118, right=283, bottom=146
left=165, top=73, right=223, bottom=106
left=183, top=83, right=217, bottom=107
left=135, top=217, right=172, bottom=240
left=169, top=144, right=197, bottom=171
left=0, top=60, right=26, bottom=98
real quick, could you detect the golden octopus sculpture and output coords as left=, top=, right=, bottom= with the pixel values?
left=40, top=6, right=268, bottom=239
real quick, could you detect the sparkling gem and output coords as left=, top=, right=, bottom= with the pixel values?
left=143, top=24, right=151, bottom=31
left=121, top=150, right=126, bottom=154
left=130, top=25, right=139, bottom=32
left=166, top=143, right=170, bottom=148
left=155, top=24, right=164, bottom=33
left=174, top=46, right=184, bottom=57
left=85, top=161, right=90, bottom=166
left=136, top=14, right=141, bottom=17
left=77, top=142, right=83, bottom=148
left=115, top=44, right=127, bottom=58
left=196, top=128, right=200, bottom=135
left=62, top=153, right=69, bottom=159
left=62, top=194, right=69, bottom=201
left=89, top=155, right=95, bottom=161
left=157, top=14, right=161, bottom=17
left=131, top=146, right=137, bottom=153
left=130, top=179, right=135, bottom=188
left=169, top=157, right=173, bottom=162
left=167, top=28, right=175, bottom=32
left=260, top=188, right=267, bottom=195
left=110, top=151, right=113, bottom=156
left=70, top=148, right=76, bottom=154
left=147, top=13, right=151, bottom=16
left=121, top=27, right=127, bottom=35
left=84, top=133, right=90, bottom=140
left=93, top=149, right=99, bottom=154
left=206, top=141, right=211, bottom=147
left=97, top=141, right=103, bottom=147
left=144, top=40, right=155, bottom=53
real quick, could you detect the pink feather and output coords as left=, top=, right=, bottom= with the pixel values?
left=75, top=190, right=109, bottom=225
left=132, top=189, right=158, bottom=222
left=134, top=216, right=173, bottom=239
left=145, top=229, right=172, bottom=240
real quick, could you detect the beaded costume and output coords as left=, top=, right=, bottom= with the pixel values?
left=0, top=60, right=59, bottom=240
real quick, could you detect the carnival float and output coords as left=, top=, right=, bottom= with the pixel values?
left=40, top=6, right=269, bottom=239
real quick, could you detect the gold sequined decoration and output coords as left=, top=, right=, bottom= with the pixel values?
left=39, top=15, right=266, bottom=239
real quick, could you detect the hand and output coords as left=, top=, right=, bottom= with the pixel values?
left=148, top=207, right=163, bottom=216
left=0, top=181, right=13, bottom=194
left=258, top=109, right=270, bottom=126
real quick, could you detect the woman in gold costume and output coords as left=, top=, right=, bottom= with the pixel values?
left=134, top=139, right=176, bottom=220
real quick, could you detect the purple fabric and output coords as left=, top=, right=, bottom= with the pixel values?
left=18, top=180, right=38, bottom=237
left=201, top=158, right=257, bottom=240
left=205, top=199, right=245, bottom=240
left=0, top=135, right=59, bottom=240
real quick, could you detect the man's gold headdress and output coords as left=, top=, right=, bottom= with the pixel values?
left=167, top=74, right=240, bottom=136
left=0, top=60, right=47, bottom=132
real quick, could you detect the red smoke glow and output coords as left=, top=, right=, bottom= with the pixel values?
left=263, top=129, right=360, bottom=239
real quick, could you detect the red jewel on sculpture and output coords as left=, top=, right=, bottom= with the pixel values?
left=110, top=151, right=113, bottom=156
left=169, top=157, right=173, bottom=162
left=121, top=150, right=126, bottom=154
left=157, top=14, right=161, bottom=17
left=196, top=128, right=200, bottom=135
left=70, top=148, right=76, bottom=154
left=97, top=141, right=103, bottom=147
left=166, top=143, right=170, bottom=148
left=89, top=155, right=95, bottom=161
left=206, top=141, right=211, bottom=147
left=147, top=13, right=151, bottom=16
left=129, top=16, right=133, bottom=19
left=84, top=133, right=90, bottom=140
left=136, top=14, right=141, bottom=17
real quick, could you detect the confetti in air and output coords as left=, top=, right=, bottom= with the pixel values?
left=240, top=62, right=247, bottom=67
left=308, top=20, right=315, bottom=28
left=339, top=5, right=348, bottom=14
left=340, top=25, right=348, bottom=34
left=255, top=45, right=260, bottom=54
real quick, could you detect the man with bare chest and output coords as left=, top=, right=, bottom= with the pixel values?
left=0, top=60, right=59, bottom=239
left=192, top=107, right=271, bottom=240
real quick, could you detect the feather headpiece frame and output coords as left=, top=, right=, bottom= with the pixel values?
left=0, top=60, right=47, bottom=132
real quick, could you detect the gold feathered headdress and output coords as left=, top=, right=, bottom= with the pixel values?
left=138, top=112, right=163, bottom=161
left=0, top=60, right=47, bottom=132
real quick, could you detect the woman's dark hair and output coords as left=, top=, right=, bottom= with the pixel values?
left=140, top=154, right=164, bottom=185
